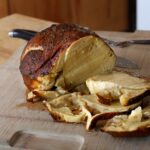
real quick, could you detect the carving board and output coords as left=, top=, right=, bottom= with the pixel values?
left=0, top=45, right=149, bottom=150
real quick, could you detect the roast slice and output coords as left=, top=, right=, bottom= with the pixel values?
left=101, top=103, right=150, bottom=137
left=43, top=93, right=87, bottom=123
left=86, top=71, right=150, bottom=106
left=44, top=93, right=142, bottom=130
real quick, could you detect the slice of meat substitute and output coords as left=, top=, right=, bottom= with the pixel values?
left=86, top=71, right=150, bottom=106
left=101, top=105, right=150, bottom=137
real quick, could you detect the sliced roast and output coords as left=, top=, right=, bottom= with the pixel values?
left=20, top=24, right=116, bottom=92
left=86, top=71, right=150, bottom=106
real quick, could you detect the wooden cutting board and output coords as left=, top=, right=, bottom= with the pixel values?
left=0, top=45, right=150, bottom=150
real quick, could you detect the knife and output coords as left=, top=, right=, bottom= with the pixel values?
left=8, top=29, right=139, bottom=69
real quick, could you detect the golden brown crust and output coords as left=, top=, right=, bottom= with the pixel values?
left=23, top=75, right=39, bottom=91
left=101, top=127, right=150, bottom=137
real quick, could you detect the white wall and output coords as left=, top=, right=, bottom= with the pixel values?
left=137, top=0, right=150, bottom=30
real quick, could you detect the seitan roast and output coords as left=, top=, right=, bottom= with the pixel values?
left=20, top=24, right=116, bottom=92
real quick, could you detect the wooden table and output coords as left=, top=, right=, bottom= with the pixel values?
left=0, top=14, right=150, bottom=150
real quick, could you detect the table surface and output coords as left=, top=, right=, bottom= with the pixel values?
left=0, top=13, right=150, bottom=74
left=0, top=14, right=149, bottom=150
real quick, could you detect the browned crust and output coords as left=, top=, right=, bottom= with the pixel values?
left=87, top=112, right=119, bottom=130
left=23, top=75, right=39, bottom=91
left=96, top=94, right=116, bottom=105
left=125, top=90, right=150, bottom=106
left=100, top=127, right=150, bottom=137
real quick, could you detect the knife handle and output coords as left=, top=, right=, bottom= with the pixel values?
left=8, top=29, right=37, bottom=41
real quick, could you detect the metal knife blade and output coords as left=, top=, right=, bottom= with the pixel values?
left=116, top=56, right=139, bottom=69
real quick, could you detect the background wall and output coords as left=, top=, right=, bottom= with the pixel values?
left=137, top=0, right=150, bottom=30
left=0, top=0, right=133, bottom=31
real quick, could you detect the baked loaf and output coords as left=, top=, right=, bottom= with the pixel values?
left=20, top=24, right=116, bottom=92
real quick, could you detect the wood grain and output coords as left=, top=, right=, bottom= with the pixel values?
left=0, top=46, right=149, bottom=150
left=74, top=0, right=129, bottom=31
left=8, top=0, right=129, bottom=31
left=0, top=0, right=8, bottom=18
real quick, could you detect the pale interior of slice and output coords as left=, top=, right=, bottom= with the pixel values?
left=86, top=71, right=150, bottom=106
left=43, top=93, right=87, bottom=123
left=44, top=93, right=141, bottom=130
left=56, top=36, right=116, bottom=89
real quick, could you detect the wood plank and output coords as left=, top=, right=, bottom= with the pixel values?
left=75, top=0, right=129, bottom=31
left=0, top=0, right=8, bottom=18
left=8, top=0, right=129, bottom=31
left=0, top=40, right=149, bottom=149
left=8, top=0, right=74, bottom=22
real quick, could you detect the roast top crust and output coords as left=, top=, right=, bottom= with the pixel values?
left=20, top=24, right=99, bottom=79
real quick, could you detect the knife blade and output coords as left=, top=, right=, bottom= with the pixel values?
left=116, top=56, right=138, bottom=69
left=8, top=29, right=139, bottom=69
